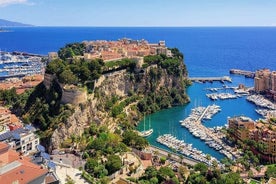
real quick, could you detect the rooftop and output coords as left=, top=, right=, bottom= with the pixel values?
left=0, top=142, right=48, bottom=184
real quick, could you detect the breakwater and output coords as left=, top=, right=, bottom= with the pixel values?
left=189, top=76, right=232, bottom=83
left=229, top=69, right=255, bottom=78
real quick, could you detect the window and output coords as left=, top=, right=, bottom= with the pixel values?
left=27, top=143, right=32, bottom=151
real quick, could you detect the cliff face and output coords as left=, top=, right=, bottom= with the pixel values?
left=49, top=63, right=189, bottom=150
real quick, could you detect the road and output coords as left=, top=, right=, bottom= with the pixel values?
left=149, top=145, right=199, bottom=166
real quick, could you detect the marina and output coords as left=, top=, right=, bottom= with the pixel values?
left=206, top=93, right=239, bottom=100
left=247, top=95, right=275, bottom=110
left=156, top=134, right=220, bottom=166
left=255, top=109, right=276, bottom=118
left=179, top=105, right=238, bottom=160
left=0, top=52, right=44, bottom=80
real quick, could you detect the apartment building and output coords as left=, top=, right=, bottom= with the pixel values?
left=228, top=116, right=276, bottom=162
left=0, top=142, right=48, bottom=184
left=254, top=69, right=276, bottom=101
left=228, top=116, right=255, bottom=140
left=0, top=125, right=39, bottom=155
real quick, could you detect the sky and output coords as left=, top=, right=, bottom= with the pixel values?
left=0, top=0, right=276, bottom=26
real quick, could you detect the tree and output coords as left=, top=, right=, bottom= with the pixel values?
left=157, top=166, right=175, bottom=182
left=94, top=164, right=108, bottom=178
left=265, top=164, right=276, bottom=179
left=85, top=158, right=98, bottom=174
left=160, top=157, right=166, bottom=165
left=221, top=172, right=244, bottom=184
left=105, top=155, right=122, bottom=175
left=59, top=69, right=78, bottom=84
left=144, top=166, right=158, bottom=179
left=194, top=163, right=208, bottom=176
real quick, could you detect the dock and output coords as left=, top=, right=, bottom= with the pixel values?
left=189, top=76, right=232, bottom=83
left=229, top=69, right=255, bottom=78
left=196, top=105, right=210, bottom=122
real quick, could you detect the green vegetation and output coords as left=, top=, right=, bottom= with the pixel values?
left=265, top=164, right=276, bottom=179
left=269, top=117, right=276, bottom=124
left=103, top=58, right=136, bottom=72
left=122, top=130, right=149, bottom=150
left=186, top=163, right=244, bottom=184
left=46, top=57, right=104, bottom=88
left=0, top=87, right=32, bottom=114
left=143, top=48, right=187, bottom=75
left=78, top=124, right=147, bottom=183
left=137, top=166, right=179, bottom=184
left=58, top=43, right=85, bottom=60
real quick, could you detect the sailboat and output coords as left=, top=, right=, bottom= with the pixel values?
left=138, top=116, right=153, bottom=137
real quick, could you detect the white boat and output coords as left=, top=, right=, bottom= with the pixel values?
left=138, top=128, right=153, bottom=137
left=138, top=116, right=153, bottom=137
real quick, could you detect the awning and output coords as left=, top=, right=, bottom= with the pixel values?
left=47, top=161, right=56, bottom=169
left=41, top=152, right=51, bottom=160
left=36, top=145, right=45, bottom=152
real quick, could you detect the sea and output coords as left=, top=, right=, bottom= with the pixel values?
left=1, top=27, right=276, bottom=160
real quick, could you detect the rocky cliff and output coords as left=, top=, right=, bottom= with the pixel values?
left=49, top=61, right=189, bottom=150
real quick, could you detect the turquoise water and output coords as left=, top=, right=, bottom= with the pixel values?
left=137, top=75, right=262, bottom=160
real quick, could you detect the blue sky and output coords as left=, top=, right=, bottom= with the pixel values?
left=0, top=0, right=276, bottom=26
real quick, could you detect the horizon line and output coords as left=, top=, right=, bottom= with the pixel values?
left=4, top=25, right=276, bottom=28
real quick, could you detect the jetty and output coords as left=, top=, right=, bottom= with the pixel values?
left=179, top=105, right=239, bottom=160
left=189, top=76, right=232, bottom=83
left=229, top=69, right=255, bottom=78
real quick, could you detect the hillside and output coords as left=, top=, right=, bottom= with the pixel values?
left=1, top=41, right=191, bottom=182
left=0, top=19, right=33, bottom=27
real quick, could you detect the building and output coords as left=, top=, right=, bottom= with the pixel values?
left=228, top=116, right=276, bottom=162
left=83, top=38, right=172, bottom=62
left=228, top=116, right=255, bottom=141
left=48, top=52, right=58, bottom=62
left=254, top=69, right=276, bottom=101
left=0, top=142, right=48, bottom=184
left=0, top=125, right=39, bottom=155
left=0, top=107, right=11, bottom=125
left=249, top=122, right=276, bottom=159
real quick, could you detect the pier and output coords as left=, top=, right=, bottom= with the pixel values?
left=196, top=105, right=210, bottom=122
left=229, top=69, right=255, bottom=78
left=189, top=76, right=232, bottom=83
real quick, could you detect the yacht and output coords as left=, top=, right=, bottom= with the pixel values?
left=138, top=116, right=153, bottom=137
left=138, top=128, right=153, bottom=137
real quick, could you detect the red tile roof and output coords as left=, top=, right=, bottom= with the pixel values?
left=0, top=142, right=48, bottom=184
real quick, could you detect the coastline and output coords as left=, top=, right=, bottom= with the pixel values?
left=137, top=75, right=262, bottom=161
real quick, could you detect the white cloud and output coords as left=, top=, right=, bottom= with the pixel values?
left=0, top=0, right=33, bottom=7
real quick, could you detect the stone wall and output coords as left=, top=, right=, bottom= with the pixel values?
left=60, top=85, right=87, bottom=105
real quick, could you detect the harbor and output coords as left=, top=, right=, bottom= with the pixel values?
left=206, top=93, right=239, bottom=100
left=137, top=76, right=260, bottom=162
left=179, top=105, right=238, bottom=160
left=247, top=94, right=275, bottom=110
left=156, top=134, right=220, bottom=166
left=0, top=51, right=45, bottom=80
